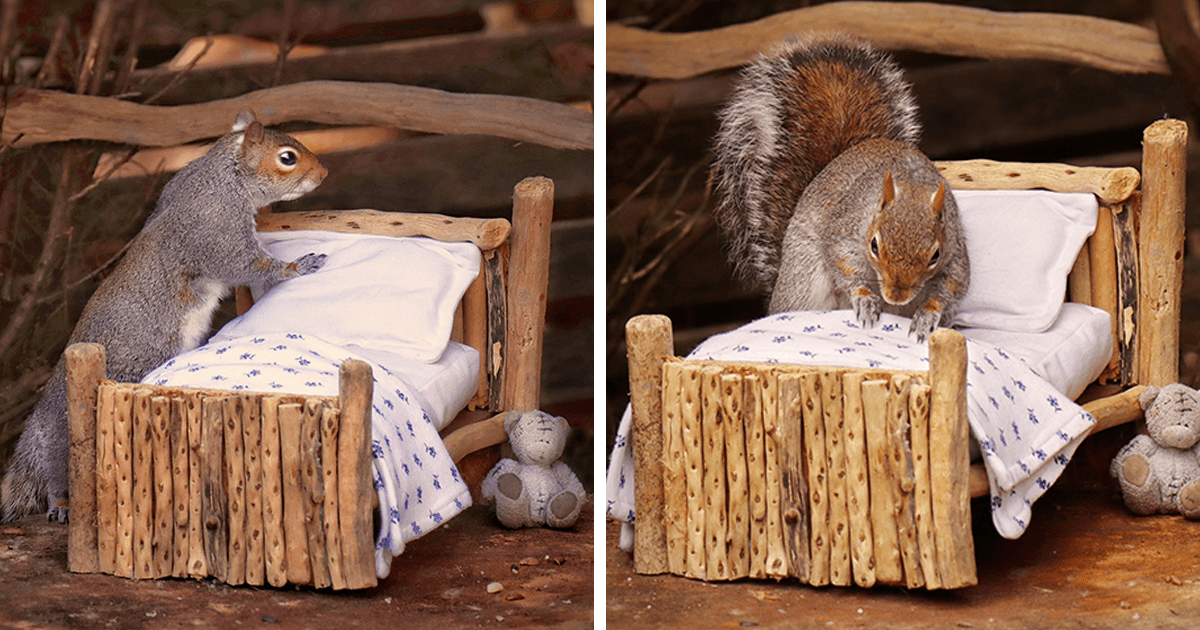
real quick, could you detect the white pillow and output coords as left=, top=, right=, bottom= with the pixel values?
left=961, top=302, right=1112, bottom=400
left=952, top=190, right=1098, bottom=332
left=213, top=230, right=481, bottom=363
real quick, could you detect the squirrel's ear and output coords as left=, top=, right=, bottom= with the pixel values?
left=882, top=171, right=895, bottom=205
left=931, top=181, right=946, bottom=216
left=231, top=109, right=257, bottom=133
left=243, top=120, right=264, bottom=145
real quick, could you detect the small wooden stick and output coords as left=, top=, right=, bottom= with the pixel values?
left=776, top=373, right=809, bottom=581
left=936, top=160, right=1140, bottom=204
left=280, top=402, right=311, bottom=586
left=661, top=361, right=688, bottom=576
left=721, top=373, right=750, bottom=579
left=841, top=372, right=875, bottom=588
left=201, top=396, right=228, bottom=582
left=680, top=363, right=706, bottom=579
left=928, top=330, right=977, bottom=588
left=909, top=382, right=941, bottom=589
left=261, top=397, right=288, bottom=588
left=112, top=386, right=136, bottom=579
left=65, top=343, right=104, bottom=574
left=223, top=396, right=247, bottom=586
left=1069, top=239, right=1093, bottom=306
left=742, top=373, right=768, bottom=579
left=819, top=370, right=850, bottom=587
left=1139, top=119, right=1187, bottom=387
left=760, top=371, right=788, bottom=579
left=504, top=176, right=554, bottom=411
left=800, top=372, right=829, bottom=587
left=888, top=376, right=923, bottom=589
left=169, top=398, right=190, bottom=578
left=321, top=406, right=346, bottom=590
left=132, top=391, right=155, bottom=580
left=242, top=395, right=265, bottom=586
left=150, top=396, right=173, bottom=578
left=186, top=392, right=206, bottom=578
left=302, top=399, right=332, bottom=590
left=257, top=210, right=511, bottom=251
left=338, top=360, right=377, bottom=589
left=1090, top=204, right=1121, bottom=382
left=625, top=314, right=673, bottom=575
left=95, top=384, right=119, bottom=575
left=701, top=366, right=729, bottom=580
left=862, top=379, right=902, bottom=584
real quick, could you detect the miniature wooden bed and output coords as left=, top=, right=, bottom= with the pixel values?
left=625, top=120, right=1187, bottom=589
left=61, top=176, right=554, bottom=590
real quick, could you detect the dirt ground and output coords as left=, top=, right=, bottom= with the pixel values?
left=0, top=502, right=594, bottom=630
left=606, top=480, right=1200, bottom=630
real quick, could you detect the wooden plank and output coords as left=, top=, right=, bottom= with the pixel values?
left=321, top=406, right=346, bottom=590
left=701, top=366, right=729, bottom=581
left=169, top=398, right=190, bottom=578
left=840, top=372, right=875, bottom=588
left=1139, top=119, right=1187, bottom=387
left=302, top=399, right=332, bottom=590
left=909, top=382, right=941, bottom=589
left=1090, top=204, right=1121, bottom=383
left=625, top=314, right=673, bottom=575
left=759, top=371, right=787, bottom=579
left=280, top=402, right=311, bottom=586
left=679, top=363, right=706, bottom=580
left=150, top=396, right=173, bottom=578
left=201, top=396, right=228, bottom=582
left=113, top=386, right=135, bottom=579
left=223, top=396, right=247, bottom=586
left=242, top=395, right=265, bottom=587
left=800, top=372, right=829, bottom=587
left=65, top=343, right=104, bottom=574
left=132, top=390, right=155, bottom=580
left=887, top=376, right=923, bottom=589
left=261, top=397, right=288, bottom=588
left=862, top=379, right=902, bottom=585
left=504, top=176, right=554, bottom=411
left=776, top=373, right=809, bottom=582
left=820, top=370, right=850, bottom=587
left=721, top=373, right=750, bottom=579
left=742, top=373, right=768, bottom=579
left=338, top=360, right=377, bottom=589
left=661, top=362, right=688, bottom=576
left=95, top=384, right=118, bottom=575
left=928, top=330, right=977, bottom=588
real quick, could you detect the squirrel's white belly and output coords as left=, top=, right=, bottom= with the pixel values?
left=178, top=279, right=228, bottom=353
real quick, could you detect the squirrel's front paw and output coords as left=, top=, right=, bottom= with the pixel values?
left=292, top=253, right=327, bottom=276
left=910, top=309, right=941, bottom=343
left=851, top=291, right=881, bottom=329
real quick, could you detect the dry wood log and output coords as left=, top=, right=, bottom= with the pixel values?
left=742, top=373, right=768, bottom=579
left=443, top=412, right=507, bottom=463
left=661, top=362, right=688, bottom=576
left=759, top=372, right=788, bottom=579
left=256, top=209, right=511, bottom=251
left=132, top=391, right=155, bottom=580
left=701, top=366, right=729, bottom=580
left=1090, top=205, right=1121, bottom=383
left=800, top=372, right=829, bottom=587
left=169, top=398, right=190, bottom=578
left=908, top=382, right=940, bottom=589
left=279, top=402, right=310, bottom=586
left=338, top=360, right=377, bottom=589
left=776, top=373, right=809, bottom=581
left=321, top=406, right=346, bottom=590
left=151, top=396, right=173, bottom=578
left=721, top=373, right=750, bottom=579
left=1069, top=240, right=1093, bottom=307
left=606, top=2, right=1168, bottom=80
left=261, top=397, right=288, bottom=588
left=504, top=177, right=555, bottom=411
left=241, top=395, right=265, bottom=587
left=464, top=265, right=489, bottom=407
left=222, top=397, right=247, bottom=586
left=186, top=392, right=206, bottom=578
left=65, top=343, right=105, bottom=574
left=302, top=399, right=332, bottom=590
left=936, top=160, right=1139, bottom=205
left=819, top=371, right=850, bottom=587
left=484, top=248, right=508, bottom=411
left=928, top=330, right=977, bottom=589
left=201, top=396, right=228, bottom=582
left=887, top=376, right=923, bottom=590
left=1139, top=119, right=1187, bottom=387
left=861, top=379, right=902, bottom=585
left=113, top=386, right=136, bottom=579
left=1111, top=201, right=1140, bottom=385
left=680, top=363, right=707, bottom=579
left=2, top=81, right=593, bottom=150
left=840, top=372, right=875, bottom=588
left=625, top=314, right=673, bottom=575
left=96, top=384, right=118, bottom=575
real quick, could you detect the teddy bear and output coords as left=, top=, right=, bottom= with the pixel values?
left=1110, top=383, right=1200, bottom=518
left=480, top=410, right=586, bottom=529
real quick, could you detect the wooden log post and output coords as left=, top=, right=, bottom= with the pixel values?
left=928, top=329, right=977, bottom=588
left=909, top=382, right=941, bottom=589
left=759, top=371, right=788, bottom=579
left=223, top=396, right=247, bottom=586
left=503, top=176, right=554, bottom=412
left=840, top=372, right=875, bottom=588
left=1090, top=205, right=1121, bottom=382
left=799, top=372, right=829, bottom=587
left=680, top=363, right=706, bottom=579
left=96, top=384, right=118, bottom=575
left=661, top=362, right=688, bottom=576
left=242, top=395, right=265, bottom=587
left=1139, top=118, right=1187, bottom=387
left=625, top=314, right=673, bottom=575
left=169, top=398, right=190, bottom=578
left=302, top=399, right=332, bottom=590
left=132, top=391, right=155, bottom=580
left=201, top=396, right=228, bottom=582
left=321, top=406, right=346, bottom=590
left=701, top=366, right=729, bottom=580
left=721, top=373, right=750, bottom=579
left=185, top=392, right=206, bottom=578
left=65, top=343, right=105, bottom=574
left=280, top=402, right=310, bottom=586
left=776, top=373, right=809, bottom=581
left=113, top=386, right=135, bottom=579
left=150, top=396, right=173, bottom=578
left=862, top=379, right=902, bottom=585
left=261, top=397, right=288, bottom=588
left=742, top=373, right=769, bottom=579
left=819, top=370, right=850, bottom=587
left=887, top=376, right=923, bottom=589
left=338, top=359, right=377, bottom=589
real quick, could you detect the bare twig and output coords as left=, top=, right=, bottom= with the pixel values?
left=114, top=0, right=149, bottom=95
left=77, top=0, right=116, bottom=95
left=68, top=147, right=136, bottom=202
left=142, top=36, right=212, bottom=105
left=272, top=0, right=298, bottom=87
left=34, top=14, right=69, bottom=89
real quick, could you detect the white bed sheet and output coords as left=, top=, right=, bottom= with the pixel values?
left=607, top=309, right=1109, bottom=540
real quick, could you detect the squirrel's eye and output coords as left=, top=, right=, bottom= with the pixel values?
left=870, top=235, right=879, bottom=257
left=929, top=248, right=941, bottom=267
left=278, top=149, right=298, bottom=167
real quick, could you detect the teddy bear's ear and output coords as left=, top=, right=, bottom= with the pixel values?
left=553, top=415, right=569, bottom=431
left=504, top=410, right=523, bottom=433
left=1139, top=385, right=1161, bottom=411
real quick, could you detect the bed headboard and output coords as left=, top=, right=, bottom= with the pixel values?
left=935, top=119, right=1186, bottom=391
left=240, top=176, right=555, bottom=414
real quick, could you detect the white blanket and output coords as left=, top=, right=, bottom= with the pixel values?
left=143, top=332, right=473, bottom=578
left=607, top=310, right=1098, bottom=539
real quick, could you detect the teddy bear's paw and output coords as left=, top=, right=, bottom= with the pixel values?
left=1120, top=453, right=1151, bottom=488
left=497, top=472, right=524, bottom=502
left=1179, top=480, right=1200, bottom=518
left=546, top=491, right=581, bottom=529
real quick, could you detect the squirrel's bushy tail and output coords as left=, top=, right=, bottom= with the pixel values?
left=1, top=447, right=44, bottom=522
left=711, top=33, right=922, bottom=292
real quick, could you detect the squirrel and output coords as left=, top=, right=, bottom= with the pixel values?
left=710, top=34, right=969, bottom=342
left=1, top=110, right=328, bottom=523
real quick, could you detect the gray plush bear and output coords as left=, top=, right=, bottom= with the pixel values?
left=480, top=410, right=586, bottom=529
left=1110, top=384, right=1200, bottom=518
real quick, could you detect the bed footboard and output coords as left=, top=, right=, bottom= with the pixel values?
left=627, top=315, right=977, bottom=589
left=65, top=343, right=378, bottom=589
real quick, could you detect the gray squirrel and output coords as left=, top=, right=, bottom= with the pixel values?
left=710, top=34, right=969, bottom=341
left=1, top=110, right=328, bottom=522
